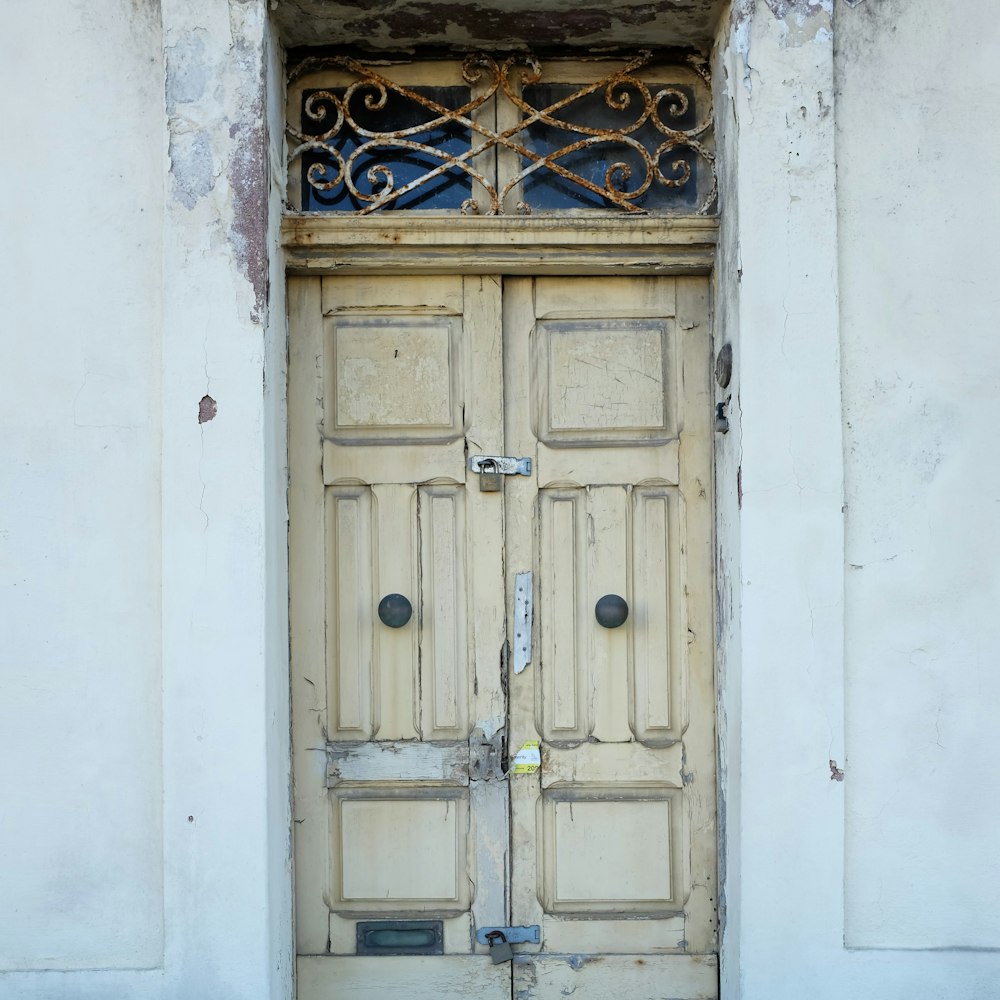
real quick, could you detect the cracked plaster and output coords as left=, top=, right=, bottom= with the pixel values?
left=272, top=0, right=729, bottom=51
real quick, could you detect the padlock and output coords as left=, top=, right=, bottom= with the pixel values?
left=485, top=930, right=514, bottom=964
left=478, top=458, right=503, bottom=493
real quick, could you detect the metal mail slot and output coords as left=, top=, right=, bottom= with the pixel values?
left=356, top=920, right=444, bottom=956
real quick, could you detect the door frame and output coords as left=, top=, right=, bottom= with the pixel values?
left=282, top=213, right=722, bottom=992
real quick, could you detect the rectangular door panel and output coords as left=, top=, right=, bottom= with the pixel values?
left=418, top=485, right=469, bottom=739
left=326, top=486, right=374, bottom=739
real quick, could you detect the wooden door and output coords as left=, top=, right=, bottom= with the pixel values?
left=504, top=277, right=717, bottom=999
left=290, top=275, right=511, bottom=999
left=289, top=273, right=717, bottom=999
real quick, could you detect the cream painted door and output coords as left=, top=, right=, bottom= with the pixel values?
left=289, top=273, right=717, bottom=1000
left=505, top=277, right=717, bottom=999
left=290, top=275, right=511, bottom=1000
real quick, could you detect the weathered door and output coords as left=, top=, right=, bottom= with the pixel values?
left=289, top=273, right=717, bottom=999
left=504, top=277, right=717, bottom=998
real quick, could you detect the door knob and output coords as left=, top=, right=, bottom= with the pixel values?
left=595, top=594, right=629, bottom=628
left=378, top=593, right=412, bottom=628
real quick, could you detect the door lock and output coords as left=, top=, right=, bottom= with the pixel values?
left=485, top=930, right=514, bottom=964
left=478, top=458, right=503, bottom=492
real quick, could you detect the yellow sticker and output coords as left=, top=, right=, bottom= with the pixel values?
left=511, top=740, right=541, bottom=774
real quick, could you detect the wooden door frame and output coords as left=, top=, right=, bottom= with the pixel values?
left=282, top=213, right=722, bottom=987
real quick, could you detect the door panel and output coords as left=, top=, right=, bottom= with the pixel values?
left=290, top=273, right=716, bottom=999
left=289, top=275, right=509, bottom=997
left=505, top=276, right=717, bottom=992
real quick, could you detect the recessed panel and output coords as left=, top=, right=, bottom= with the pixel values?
left=540, top=788, right=679, bottom=914
left=333, top=789, right=470, bottom=912
left=630, top=487, right=682, bottom=741
left=418, top=486, right=469, bottom=739
left=536, top=319, right=674, bottom=445
left=326, top=487, right=374, bottom=739
left=538, top=489, right=590, bottom=741
left=329, top=315, right=461, bottom=440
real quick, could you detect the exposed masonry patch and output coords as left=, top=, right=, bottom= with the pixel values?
left=198, top=394, right=218, bottom=424
left=228, top=118, right=268, bottom=322
left=227, top=28, right=268, bottom=323
left=829, top=759, right=845, bottom=781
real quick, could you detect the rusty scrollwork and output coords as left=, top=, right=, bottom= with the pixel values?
left=287, top=51, right=716, bottom=215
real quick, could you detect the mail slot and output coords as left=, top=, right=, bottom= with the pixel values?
left=356, top=920, right=444, bottom=956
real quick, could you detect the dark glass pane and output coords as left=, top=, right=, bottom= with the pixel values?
left=301, top=86, right=472, bottom=211
left=520, top=83, right=699, bottom=211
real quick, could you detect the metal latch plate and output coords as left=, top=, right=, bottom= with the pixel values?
left=476, top=925, right=541, bottom=945
left=513, top=571, right=533, bottom=675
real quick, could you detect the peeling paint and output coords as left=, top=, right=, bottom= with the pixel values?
left=275, top=0, right=726, bottom=51
left=764, top=0, right=827, bottom=17
left=731, top=0, right=832, bottom=87
left=165, top=30, right=210, bottom=109
left=169, top=129, right=216, bottom=209
left=829, top=759, right=845, bottom=781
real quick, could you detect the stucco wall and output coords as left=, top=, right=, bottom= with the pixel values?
left=2, top=0, right=1000, bottom=997
left=0, top=1, right=166, bottom=972
left=837, top=0, right=1000, bottom=951
left=0, top=2, right=292, bottom=997
left=713, top=0, right=1000, bottom=996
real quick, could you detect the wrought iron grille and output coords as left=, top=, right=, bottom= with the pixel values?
left=286, top=52, right=716, bottom=216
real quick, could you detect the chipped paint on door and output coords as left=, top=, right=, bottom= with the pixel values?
left=289, top=272, right=717, bottom=999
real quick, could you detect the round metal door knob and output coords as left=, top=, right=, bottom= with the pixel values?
left=595, top=594, right=629, bottom=629
left=378, top=593, right=413, bottom=628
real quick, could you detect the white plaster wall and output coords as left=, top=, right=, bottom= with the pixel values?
left=837, top=0, right=1000, bottom=951
left=716, top=0, right=1000, bottom=995
left=713, top=3, right=849, bottom=995
left=0, top=2, right=292, bottom=997
left=0, top=0, right=166, bottom=973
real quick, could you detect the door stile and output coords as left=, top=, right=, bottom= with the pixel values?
left=502, top=278, right=547, bottom=944
left=463, top=275, right=511, bottom=947
left=674, top=276, right=717, bottom=953
left=289, top=275, right=334, bottom=954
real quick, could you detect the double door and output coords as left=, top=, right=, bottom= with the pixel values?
left=289, top=273, right=716, bottom=999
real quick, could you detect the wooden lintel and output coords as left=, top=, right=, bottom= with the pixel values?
left=282, top=215, right=718, bottom=275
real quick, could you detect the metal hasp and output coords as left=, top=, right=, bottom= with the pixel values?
left=468, top=455, right=533, bottom=477
left=477, top=925, right=541, bottom=945
left=595, top=593, right=629, bottom=628
left=513, top=571, right=533, bottom=674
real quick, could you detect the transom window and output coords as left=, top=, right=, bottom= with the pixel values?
left=285, top=52, right=716, bottom=216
